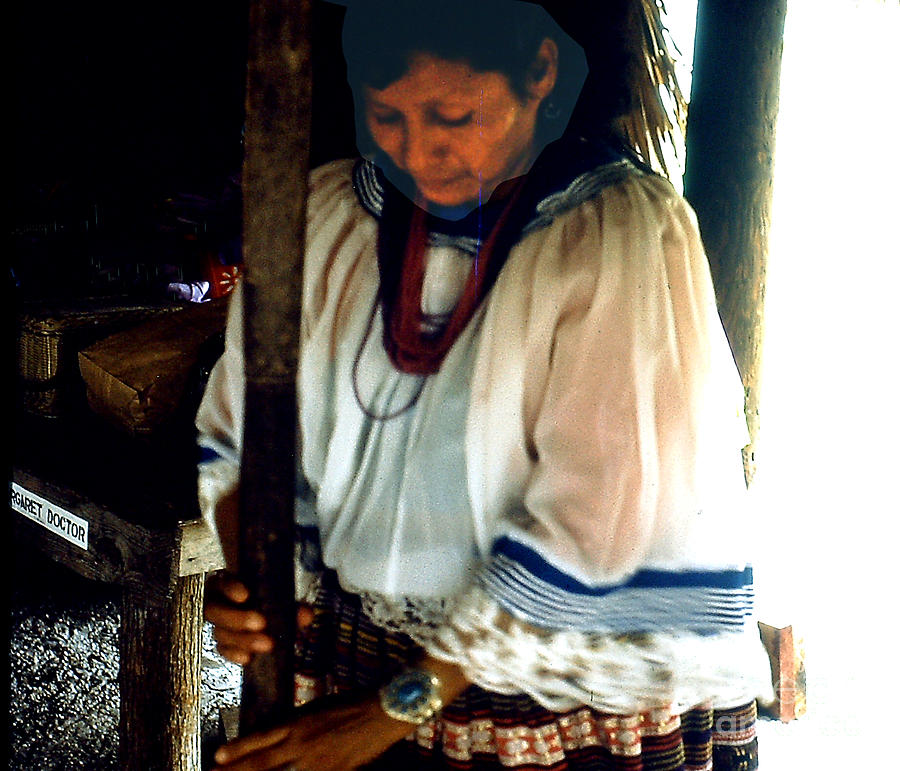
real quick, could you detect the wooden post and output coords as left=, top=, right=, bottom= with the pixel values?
left=119, top=575, right=205, bottom=771
left=683, top=0, right=787, bottom=485
left=757, top=622, right=807, bottom=722
left=238, top=0, right=313, bottom=733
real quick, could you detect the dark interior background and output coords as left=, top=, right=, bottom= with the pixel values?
left=15, top=1, right=249, bottom=196
left=12, top=0, right=357, bottom=299
left=14, top=0, right=358, bottom=192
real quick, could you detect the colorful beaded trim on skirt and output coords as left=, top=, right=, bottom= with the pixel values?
left=294, top=571, right=759, bottom=770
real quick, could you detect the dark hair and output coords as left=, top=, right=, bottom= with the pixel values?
left=341, top=0, right=590, bottom=152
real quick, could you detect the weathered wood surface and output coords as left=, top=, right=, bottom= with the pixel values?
left=238, top=0, right=313, bottom=733
left=683, top=0, right=787, bottom=484
left=11, top=468, right=179, bottom=603
left=119, top=574, right=206, bottom=771
left=11, top=407, right=222, bottom=771
left=10, top=471, right=213, bottom=771
left=758, top=622, right=807, bottom=723
left=179, top=516, right=227, bottom=576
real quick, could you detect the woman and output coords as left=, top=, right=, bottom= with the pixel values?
left=199, top=1, right=772, bottom=769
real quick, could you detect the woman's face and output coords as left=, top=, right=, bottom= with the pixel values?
left=363, top=42, right=557, bottom=210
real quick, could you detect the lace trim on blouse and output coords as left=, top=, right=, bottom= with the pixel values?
left=293, top=563, right=771, bottom=714
left=424, top=585, right=774, bottom=714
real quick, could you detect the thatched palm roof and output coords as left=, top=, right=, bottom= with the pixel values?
left=618, top=0, right=688, bottom=177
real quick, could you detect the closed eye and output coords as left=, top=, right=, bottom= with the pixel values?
left=372, top=111, right=402, bottom=126
left=433, top=112, right=473, bottom=128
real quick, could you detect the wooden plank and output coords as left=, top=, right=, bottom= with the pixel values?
left=237, top=0, right=313, bottom=733
left=683, top=0, right=787, bottom=485
left=10, top=468, right=178, bottom=604
left=178, top=518, right=226, bottom=577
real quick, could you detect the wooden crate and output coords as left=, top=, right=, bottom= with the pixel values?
left=77, top=298, right=228, bottom=436
left=17, top=298, right=183, bottom=417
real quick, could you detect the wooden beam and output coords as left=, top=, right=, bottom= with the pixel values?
left=11, top=468, right=179, bottom=603
left=238, top=0, right=313, bottom=733
left=683, top=0, right=787, bottom=484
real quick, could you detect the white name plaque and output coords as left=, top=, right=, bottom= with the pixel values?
left=10, top=482, right=90, bottom=550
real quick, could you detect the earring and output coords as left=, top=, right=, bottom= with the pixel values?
left=543, top=100, right=561, bottom=120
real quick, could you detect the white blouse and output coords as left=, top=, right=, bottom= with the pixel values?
left=196, top=158, right=773, bottom=713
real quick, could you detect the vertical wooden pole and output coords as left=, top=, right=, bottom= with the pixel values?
left=119, top=575, right=205, bottom=771
left=683, top=0, right=787, bottom=485
left=238, top=0, right=313, bottom=733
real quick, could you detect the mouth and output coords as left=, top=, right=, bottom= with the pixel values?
left=415, top=174, right=466, bottom=190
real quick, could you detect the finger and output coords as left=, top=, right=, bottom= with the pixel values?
left=216, top=645, right=251, bottom=666
left=206, top=604, right=268, bottom=632
left=214, top=725, right=291, bottom=767
left=214, top=628, right=274, bottom=654
left=218, top=576, right=251, bottom=604
left=216, top=743, right=298, bottom=771
left=206, top=573, right=252, bottom=604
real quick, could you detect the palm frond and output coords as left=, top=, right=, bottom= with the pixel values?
left=617, top=0, right=689, bottom=178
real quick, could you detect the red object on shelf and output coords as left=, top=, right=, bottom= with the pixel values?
left=203, top=253, right=243, bottom=299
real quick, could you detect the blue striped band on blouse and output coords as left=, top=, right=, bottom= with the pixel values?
left=481, top=536, right=755, bottom=635
left=353, top=160, right=385, bottom=217
left=197, top=440, right=240, bottom=467
left=198, top=445, right=222, bottom=464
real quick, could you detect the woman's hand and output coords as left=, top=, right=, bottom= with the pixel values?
left=211, top=694, right=413, bottom=771
left=204, top=573, right=272, bottom=665
left=210, top=657, right=469, bottom=769
left=205, top=573, right=316, bottom=665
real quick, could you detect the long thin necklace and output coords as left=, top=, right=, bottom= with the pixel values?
left=351, top=295, right=427, bottom=421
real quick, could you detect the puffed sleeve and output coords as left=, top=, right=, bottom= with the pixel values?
left=425, top=172, right=772, bottom=713
left=195, top=279, right=245, bottom=550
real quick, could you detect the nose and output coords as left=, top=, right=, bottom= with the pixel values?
left=400, top=124, right=446, bottom=175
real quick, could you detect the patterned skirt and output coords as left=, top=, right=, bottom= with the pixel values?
left=294, top=572, right=760, bottom=771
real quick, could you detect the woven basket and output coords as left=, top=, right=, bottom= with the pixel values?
left=17, top=298, right=183, bottom=417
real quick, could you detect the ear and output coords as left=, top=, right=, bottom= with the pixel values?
left=527, top=38, right=559, bottom=102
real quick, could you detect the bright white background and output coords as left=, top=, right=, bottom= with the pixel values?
left=665, top=1, right=900, bottom=766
